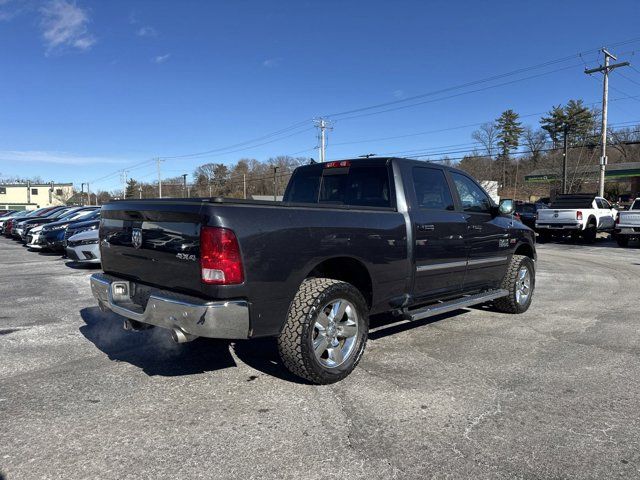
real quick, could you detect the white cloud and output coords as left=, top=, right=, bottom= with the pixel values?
left=40, top=0, right=95, bottom=54
left=153, top=53, right=170, bottom=64
left=262, top=57, right=281, bottom=68
left=0, top=151, right=126, bottom=166
left=136, top=25, right=157, bottom=37
left=0, top=0, right=25, bottom=22
left=393, top=89, right=405, bottom=99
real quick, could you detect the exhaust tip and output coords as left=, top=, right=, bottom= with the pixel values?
left=170, top=327, right=197, bottom=344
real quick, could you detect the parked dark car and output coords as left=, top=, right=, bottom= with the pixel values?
left=63, top=215, right=101, bottom=246
left=0, top=210, right=22, bottom=233
left=3, top=207, right=54, bottom=237
left=16, top=206, right=83, bottom=241
left=515, top=202, right=548, bottom=230
left=32, top=208, right=100, bottom=251
left=90, top=158, right=537, bottom=384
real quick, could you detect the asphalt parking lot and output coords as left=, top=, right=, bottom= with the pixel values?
left=1, top=237, right=639, bottom=480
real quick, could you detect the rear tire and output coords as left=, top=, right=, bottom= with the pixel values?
left=538, top=231, right=552, bottom=243
left=617, top=235, right=630, bottom=248
left=582, top=222, right=597, bottom=244
left=493, top=255, right=535, bottom=314
left=278, top=278, right=369, bottom=384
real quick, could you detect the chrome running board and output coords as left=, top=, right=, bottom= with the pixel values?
left=405, top=289, right=509, bottom=322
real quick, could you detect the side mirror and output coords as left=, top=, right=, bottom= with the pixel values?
left=499, top=199, right=515, bottom=215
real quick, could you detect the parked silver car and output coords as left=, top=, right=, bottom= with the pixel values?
left=65, top=229, right=100, bottom=264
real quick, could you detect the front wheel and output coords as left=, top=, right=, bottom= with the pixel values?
left=278, top=278, right=369, bottom=384
left=493, top=255, right=535, bottom=314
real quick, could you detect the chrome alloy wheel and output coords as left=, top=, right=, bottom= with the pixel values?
left=515, top=266, right=531, bottom=305
left=312, top=299, right=359, bottom=368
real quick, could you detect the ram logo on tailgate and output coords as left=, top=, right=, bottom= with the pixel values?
left=131, top=228, right=142, bottom=249
left=176, top=253, right=197, bottom=261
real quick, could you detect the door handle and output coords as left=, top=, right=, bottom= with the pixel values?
left=468, top=225, right=483, bottom=231
left=416, top=223, right=435, bottom=232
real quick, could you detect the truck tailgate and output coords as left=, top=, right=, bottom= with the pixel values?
left=537, top=209, right=578, bottom=223
left=100, top=201, right=204, bottom=293
left=619, top=211, right=640, bottom=226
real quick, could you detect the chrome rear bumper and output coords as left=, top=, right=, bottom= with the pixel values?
left=90, top=273, right=250, bottom=339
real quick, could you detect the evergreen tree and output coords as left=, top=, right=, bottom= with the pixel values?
left=540, top=100, right=596, bottom=147
left=540, top=105, right=566, bottom=148
left=124, top=178, right=139, bottom=199
left=495, top=110, right=523, bottom=189
left=564, top=99, right=595, bottom=143
left=496, top=109, right=524, bottom=157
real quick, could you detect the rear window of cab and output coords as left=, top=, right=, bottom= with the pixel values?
left=285, top=163, right=392, bottom=208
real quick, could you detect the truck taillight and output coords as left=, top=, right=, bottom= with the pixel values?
left=324, top=160, right=351, bottom=168
left=200, top=226, right=244, bottom=285
left=576, top=211, right=583, bottom=221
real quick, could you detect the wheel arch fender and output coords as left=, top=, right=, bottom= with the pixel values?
left=302, top=255, right=374, bottom=310
left=513, top=240, right=536, bottom=262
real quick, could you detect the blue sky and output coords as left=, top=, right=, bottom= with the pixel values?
left=1, top=0, right=640, bottom=192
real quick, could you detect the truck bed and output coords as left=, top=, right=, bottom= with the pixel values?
left=99, top=198, right=409, bottom=336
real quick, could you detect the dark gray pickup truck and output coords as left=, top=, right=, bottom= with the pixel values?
left=90, top=157, right=536, bottom=383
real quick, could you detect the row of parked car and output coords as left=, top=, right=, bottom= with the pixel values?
left=513, top=194, right=640, bottom=247
left=0, top=205, right=101, bottom=263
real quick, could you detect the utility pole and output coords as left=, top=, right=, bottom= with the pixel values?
left=139, top=185, right=142, bottom=199
left=121, top=170, right=128, bottom=199
left=243, top=173, right=247, bottom=199
left=562, top=124, right=569, bottom=194
left=585, top=48, right=630, bottom=197
left=156, top=158, right=164, bottom=198
left=315, top=118, right=332, bottom=163
left=182, top=174, right=188, bottom=198
left=273, top=167, right=278, bottom=201
left=81, top=182, right=85, bottom=205
left=87, top=182, right=91, bottom=205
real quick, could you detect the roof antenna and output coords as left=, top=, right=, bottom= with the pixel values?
left=309, top=157, right=316, bottom=164
left=359, top=153, right=376, bottom=158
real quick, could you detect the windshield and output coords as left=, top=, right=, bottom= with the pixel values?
left=58, top=208, right=93, bottom=221
left=68, top=209, right=97, bottom=221
left=631, top=200, right=640, bottom=210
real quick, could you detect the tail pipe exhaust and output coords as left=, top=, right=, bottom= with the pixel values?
left=170, top=327, right=198, bottom=344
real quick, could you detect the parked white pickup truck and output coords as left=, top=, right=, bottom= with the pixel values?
left=614, top=198, right=640, bottom=247
left=535, top=194, right=618, bottom=243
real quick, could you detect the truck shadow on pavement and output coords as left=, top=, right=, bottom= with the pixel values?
left=79, top=307, right=238, bottom=377
left=78, top=307, right=469, bottom=383
left=79, top=307, right=306, bottom=382
left=65, top=261, right=101, bottom=270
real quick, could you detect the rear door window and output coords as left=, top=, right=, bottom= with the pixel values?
left=412, top=167, right=454, bottom=210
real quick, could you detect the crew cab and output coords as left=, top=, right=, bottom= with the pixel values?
left=90, top=157, right=537, bottom=384
left=535, top=194, right=617, bottom=243
left=614, top=198, right=640, bottom=247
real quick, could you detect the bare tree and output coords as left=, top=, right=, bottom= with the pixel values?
left=522, top=127, right=547, bottom=166
left=609, top=127, right=640, bottom=160
left=471, top=122, right=498, bottom=158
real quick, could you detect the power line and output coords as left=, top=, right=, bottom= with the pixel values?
left=158, top=120, right=312, bottom=160
left=331, top=64, right=584, bottom=122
